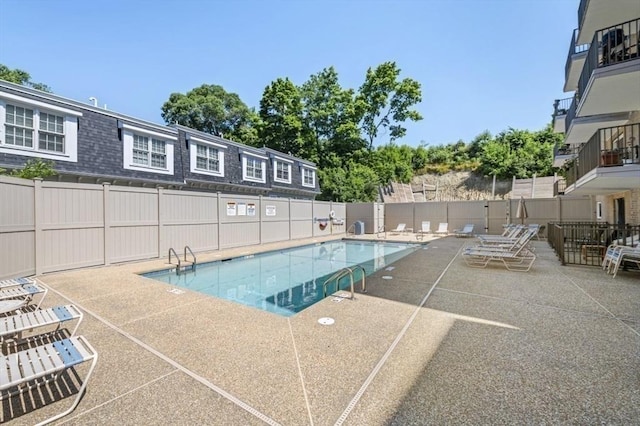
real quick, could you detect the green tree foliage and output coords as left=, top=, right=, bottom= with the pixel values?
left=299, top=67, right=365, bottom=164
left=0, top=159, right=57, bottom=179
left=0, top=64, right=51, bottom=92
left=356, top=61, right=423, bottom=149
left=258, top=78, right=308, bottom=158
left=161, top=84, right=259, bottom=145
left=318, top=155, right=379, bottom=202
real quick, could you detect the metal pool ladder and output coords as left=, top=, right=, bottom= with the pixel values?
left=323, top=265, right=367, bottom=299
left=168, top=246, right=197, bottom=275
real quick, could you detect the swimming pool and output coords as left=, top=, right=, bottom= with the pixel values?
left=144, top=240, right=420, bottom=317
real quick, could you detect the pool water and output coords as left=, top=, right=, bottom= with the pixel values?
left=144, top=240, right=420, bottom=317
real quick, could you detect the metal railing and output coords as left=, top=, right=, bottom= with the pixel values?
left=168, top=247, right=181, bottom=272
left=564, top=94, right=578, bottom=135
left=322, top=265, right=367, bottom=299
left=565, top=123, right=640, bottom=186
left=548, top=222, right=640, bottom=266
left=577, top=18, right=640, bottom=109
left=564, top=28, right=591, bottom=85
left=552, top=97, right=573, bottom=130
left=553, top=179, right=566, bottom=196
left=184, top=245, right=197, bottom=271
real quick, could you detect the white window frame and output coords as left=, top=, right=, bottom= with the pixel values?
left=0, top=94, right=81, bottom=162
left=190, top=136, right=226, bottom=177
left=242, top=152, right=267, bottom=183
left=301, top=165, right=316, bottom=188
left=273, top=156, right=292, bottom=184
left=122, top=123, right=175, bottom=175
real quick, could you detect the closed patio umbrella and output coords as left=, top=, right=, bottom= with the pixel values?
left=516, top=196, right=528, bottom=225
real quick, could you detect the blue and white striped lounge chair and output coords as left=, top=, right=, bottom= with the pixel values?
left=0, top=282, right=47, bottom=309
left=0, top=277, right=37, bottom=289
left=0, top=335, right=98, bottom=424
left=0, top=305, right=83, bottom=346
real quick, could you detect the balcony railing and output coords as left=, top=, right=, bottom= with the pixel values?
left=549, top=221, right=640, bottom=266
left=564, top=93, right=578, bottom=135
left=564, top=28, right=591, bottom=84
left=553, top=178, right=566, bottom=196
left=577, top=0, right=590, bottom=36
left=565, top=123, right=640, bottom=186
left=577, top=18, right=640, bottom=105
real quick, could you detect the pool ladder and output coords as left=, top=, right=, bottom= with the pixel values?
left=323, top=265, right=367, bottom=300
left=169, top=246, right=197, bottom=275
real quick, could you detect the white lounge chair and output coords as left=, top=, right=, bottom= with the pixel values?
left=0, top=304, right=83, bottom=346
left=0, top=282, right=48, bottom=309
left=415, top=221, right=431, bottom=240
left=462, top=237, right=536, bottom=272
left=454, top=224, right=474, bottom=238
left=389, top=223, right=409, bottom=235
left=0, top=277, right=36, bottom=289
left=0, top=335, right=98, bottom=424
left=434, top=223, right=448, bottom=235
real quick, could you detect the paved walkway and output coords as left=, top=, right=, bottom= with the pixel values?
left=4, top=235, right=639, bottom=425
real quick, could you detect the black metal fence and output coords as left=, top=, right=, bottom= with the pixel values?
left=549, top=222, right=640, bottom=266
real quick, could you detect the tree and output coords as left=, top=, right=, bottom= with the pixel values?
left=300, top=67, right=364, bottom=164
left=317, top=155, right=379, bottom=202
left=161, top=84, right=259, bottom=145
left=0, top=158, right=57, bottom=179
left=0, top=64, right=51, bottom=92
left=258, top=78, right=308, bottom=158
left=356, top=61, right=422, bottom=148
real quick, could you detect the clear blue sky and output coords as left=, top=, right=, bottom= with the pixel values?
left=0, top=0, right=577, bottom=147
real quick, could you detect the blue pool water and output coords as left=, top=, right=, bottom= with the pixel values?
left=144, top=240, right=420, bottom=317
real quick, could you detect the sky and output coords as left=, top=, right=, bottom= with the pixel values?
left=0, top=0, right=578, bottom=147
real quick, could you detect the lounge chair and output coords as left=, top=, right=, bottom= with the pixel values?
left=462, top=229, right=537, bottom=271
left=454, top=224, right=474, bottom=238
left=462, top=237, right=536, bottom=272
left=0, top=277, right=36, bottom=289
left=0, top=282, right=48, bottom=309
left=389, top=223, right=410, bottom=235
left=434, top=223, right=448, bottom=235
left=0, top=304, right=83, bottom=347
left=415, top=221, right=431, bottom=241
left=0, top=335, right=98, bottom=424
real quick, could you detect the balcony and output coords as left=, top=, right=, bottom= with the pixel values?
left=553, top=143, right=581, bottom=168
left=552, top=97, right=572, bottom=133
left=575, top=18, right=640, bottom=118
left=564, top=29, right=590, bottom=92
left=577, top=0, right=640, bottom=45
left=564, top=123, right=640, bottom=194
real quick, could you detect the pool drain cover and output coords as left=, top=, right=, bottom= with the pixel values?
left=318, top=317, right=335, bottom=325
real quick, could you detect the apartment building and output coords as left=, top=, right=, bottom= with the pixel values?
left=552, top=0, right=640, bottom=226
left=0, top=80, right=320, bottom=199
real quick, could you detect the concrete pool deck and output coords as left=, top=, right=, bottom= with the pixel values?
left=4, top=234, right=639, bottom=425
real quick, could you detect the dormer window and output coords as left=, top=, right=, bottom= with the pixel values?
left=242, top=152, right=267, bottom=183
left=273, top=156, right=292, bottom=184
left=302, top=166, right=316, bottom=188
left=122, top=123, right=175, bottom=175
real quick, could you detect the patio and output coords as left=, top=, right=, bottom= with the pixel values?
left=3, top=235, right=639, bottom=425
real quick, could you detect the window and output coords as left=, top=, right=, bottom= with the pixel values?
left=597, top=202, right=603, bottom=219
left=273, top=157, right=292, bottom=184
left=242, top=153, right=267, bottom=183
left=122, top=123, right=175, bottom=175
left=5, top=105, right=34, bottom=148
left=0, top=94, right=80, bottom=162
left=302, top=167, right=315, bottom=188
left=132, top=134, right=166, bottom=168
left=246, top=157, right=263, bottom=179
left=189, top=136, right=226, bottom=177
left=196, top=145, right=220, bottom=172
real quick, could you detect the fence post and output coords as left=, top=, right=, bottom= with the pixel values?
left=216, top=192, right=221, bottom=251
left=259, top=195, right=263, bottom=244
left=103, top=183, right=111, bottom=266
left=288, top=197, right=292, bottom=241
left=157, top=187, right=164, bottom=259
left=34, top=178, right=43, bottom=275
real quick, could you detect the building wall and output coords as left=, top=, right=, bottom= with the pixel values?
left=0, top=83, right=320, bottom=198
